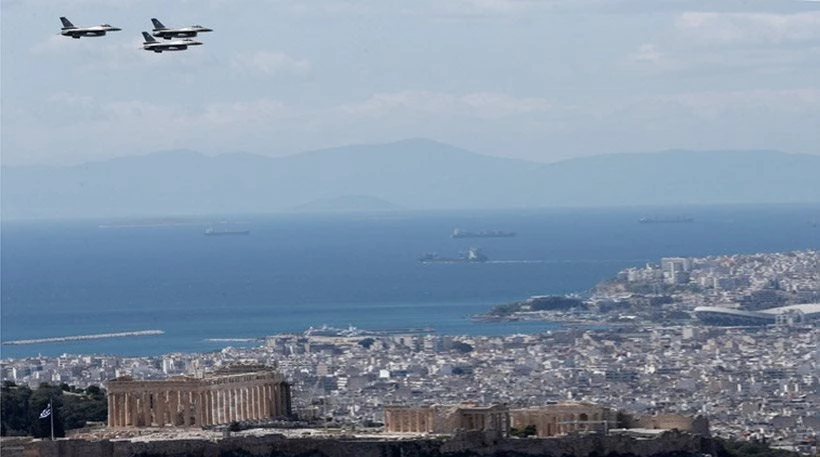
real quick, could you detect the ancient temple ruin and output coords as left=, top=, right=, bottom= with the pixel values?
left=106, top=365, right=291, bottom=428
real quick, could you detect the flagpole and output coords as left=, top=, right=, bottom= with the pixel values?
left=49, top=396, right=54, bottom=441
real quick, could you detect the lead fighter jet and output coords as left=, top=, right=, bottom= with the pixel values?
left=60, top=17, right=122, bottom=38
left=142, top=32, right=202, bottom=53
left=151, top=18, right=213, bottom=39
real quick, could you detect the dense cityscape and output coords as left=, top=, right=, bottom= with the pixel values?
left=2, top=249, right=817, bottom=455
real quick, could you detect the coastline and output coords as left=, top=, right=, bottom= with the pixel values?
left=3, top=206, right=818, bottom=358
left=472, top=249, right=819, bottom=326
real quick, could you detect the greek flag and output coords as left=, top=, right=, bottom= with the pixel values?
left=39, top=403, right=51, bottom=419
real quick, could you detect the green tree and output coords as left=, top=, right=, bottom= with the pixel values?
left=358, top=338, right=376, bottom=349
left=488, top=302, right=521, bottom=316
left=718, top=438, right=799, bottom=457
left=61, top=390, right=108, bottom=430
left=528, top=296, right=586, bottom=311
left=84, top=385, right=104, bottom=399
left=2, top=382, right=107, bottom=437
left=1, top=382, right=32, bottom=436
left=450, top=341, right=474, bottom=353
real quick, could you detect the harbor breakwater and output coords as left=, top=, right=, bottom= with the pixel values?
left=1, top=331, right=164, bottom=346
left=13, top=430, right=717, bottom=457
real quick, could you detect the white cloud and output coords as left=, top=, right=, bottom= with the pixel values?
left=628, top=43, right=662, bottom=63
left=231, top=51, right=311, bottom=78
left=415, top=0, right=820, bottom=18
left=199, top=100, right=291, bottom=125
left=660, top=88, right=820, bottom=119
left=97, top=98, right=295, bottom=131
left=102, top=100, right=185, bottom=124
left=48, top=92, right=94, bottom=106
left=674, top=11, right=820, bottom=46
left=626, top=10, right=820, bottom=75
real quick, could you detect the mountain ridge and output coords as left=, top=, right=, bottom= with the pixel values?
left=2, top=139, right=818, bottom=219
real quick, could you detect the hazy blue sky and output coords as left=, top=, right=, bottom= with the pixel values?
left=2, top=0, right=819, bottom=166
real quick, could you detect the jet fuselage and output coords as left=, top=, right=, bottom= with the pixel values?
left=61, top=25, right=122, bottom=38
left=152, top=26, right=213, bottom=40
left=143, top=36, right=203, bottom=53
left=60, top=18, right=121, bottom=39
left=150, top=19, right=213, bottom=40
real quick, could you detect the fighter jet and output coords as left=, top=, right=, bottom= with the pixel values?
left=151, top=18, right=213, bottom=40
left=60, top=17, right=122, bottom=39
left=142, top=32, right=202, bottom=53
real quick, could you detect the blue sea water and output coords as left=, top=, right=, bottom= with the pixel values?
left=2, top=205, right=819, bottom=359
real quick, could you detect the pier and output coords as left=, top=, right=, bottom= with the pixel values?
left=1, top=330, right=164, bottom=346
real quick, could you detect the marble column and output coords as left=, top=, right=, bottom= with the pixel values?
left=119, top=393, right=125, bottom=427
left=235, top=388, right=241, bottom=421
left=188, top=391, right=194, bottom=426
left=244, top=387, right=251, bottom=420
left=215, top=390, right=222, bottom=424
left=124, top=392, right=130, bottom=427
left=276, top=384, right=285, bottom=417
left=108, top=394, right=115, bottom=427
left=264, top=385, right=272, bottom=418
left=248, top=386, right=256, bottom=420
left=253, top=385, right=260, bottom=420
left=181, top=391, right=189, bottom=426
left=158, top=391, right=167, bottom=427
left=195, top=391, right=202, bottom=426
left=244, top=386, right=250, bottom=421
left=272, top=384, right=279, bottom=416
left=206, top=390, right=212, bottom=425
left=238, top=388, right=245, bottom=421
left=240, top=387, right=246, bottom=421
left=220, top=389, right=227, bottom=424
left=227, top=389, right=234, bottom=422
left=132, top=392, right=140, bottom=427
left=210, top=391, right=216, bottom=425
left=173, top=390, right=181, bottom=426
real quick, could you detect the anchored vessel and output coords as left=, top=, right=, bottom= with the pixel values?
left=204, top=228, right=250, bottom=236
left=452, top=228, right=516, bottom=238
left=638, top=217, right=694, bottom=224
left=419, top=247, right=488, bottom=263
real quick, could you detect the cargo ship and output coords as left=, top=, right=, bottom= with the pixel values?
left=419, top=247, right=488, bottom=263
left=451, top=228, right=516, bottom=238
left=204, top=228, right=250, bottom=236
left=638, top=216, right=694, bottom=224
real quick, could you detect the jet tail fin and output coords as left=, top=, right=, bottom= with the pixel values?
left=142, top=31, right=157, bottom=42
left=151, top=18, right=166, bottom=30
left=60, top=17, right=75, bottom=29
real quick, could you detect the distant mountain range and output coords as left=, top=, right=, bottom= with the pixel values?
left=2, top=138, right=819, bottom=219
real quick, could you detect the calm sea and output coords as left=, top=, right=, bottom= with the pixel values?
left=2, top=205, right=818, bottom=358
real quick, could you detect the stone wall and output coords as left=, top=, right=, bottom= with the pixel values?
left=384, top=404, right=509, bottom=436
left=20, top=429, right=717, bottom=457
left=626, top=413, right=710, bottom=436
left=510, top=403, right=617, bottom=437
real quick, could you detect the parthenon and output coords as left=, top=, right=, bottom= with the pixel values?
left=106, top=365, right=291, bottom=428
